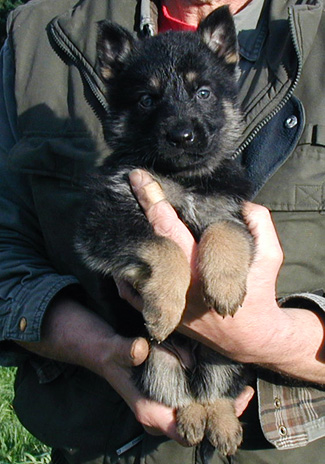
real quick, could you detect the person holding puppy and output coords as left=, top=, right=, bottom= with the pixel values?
left=0, top=0, right=325, bottom=463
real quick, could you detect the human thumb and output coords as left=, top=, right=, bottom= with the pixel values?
left=129, top=169, right=196, bottom=265
left=114, top=335, right=150, bottom=367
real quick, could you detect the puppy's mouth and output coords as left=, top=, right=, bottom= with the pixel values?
left=154, top=149, right=214, bottom=175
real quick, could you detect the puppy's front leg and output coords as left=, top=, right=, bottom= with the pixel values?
left=197, top=220, right=253, bottom=316
left=118, top=236, right=191, bottom=342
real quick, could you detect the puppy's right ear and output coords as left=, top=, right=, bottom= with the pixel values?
left=97, top=21, right=135, bottom=80
left=198, top=6, right=238, bottom=67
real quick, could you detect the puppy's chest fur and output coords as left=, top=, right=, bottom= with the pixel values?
left=158, top=176, right=242, bottom=239
left=105, top=161, right=248, bottom=243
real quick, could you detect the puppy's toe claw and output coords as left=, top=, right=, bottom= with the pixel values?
left=202, top=282, right=246, bottom=317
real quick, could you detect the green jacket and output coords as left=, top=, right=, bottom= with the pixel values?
left=1, top=0, right=325, bottom=459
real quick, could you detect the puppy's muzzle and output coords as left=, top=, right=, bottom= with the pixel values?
left=167, top=124, right=196, bottom=149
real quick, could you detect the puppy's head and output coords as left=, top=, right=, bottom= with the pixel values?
left=97, top=6, right=242, bottom=177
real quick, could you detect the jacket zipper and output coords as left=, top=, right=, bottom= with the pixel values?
left=232, top=8, right=303, bottom=159
left=49, top=21, right=109, bottom=113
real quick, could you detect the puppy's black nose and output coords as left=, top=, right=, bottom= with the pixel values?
left=167, top=127, right=195, bottom=148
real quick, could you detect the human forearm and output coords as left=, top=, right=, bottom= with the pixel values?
left=262, top=306, right=325, bottom=383
left=16, top=291, right=194, bottom=443
left=16, top=291, right=148, bottom=380
left=181, top=301, right=325, bottom=384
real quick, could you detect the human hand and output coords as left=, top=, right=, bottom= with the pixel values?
left=181, top=201, right=284, bottom=363
left=124, top=169, right=284, bottom=364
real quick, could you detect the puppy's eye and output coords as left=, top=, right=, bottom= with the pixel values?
left=196, top=88, right=211, bottom=100
left=139, top=94, right=154, bottom=108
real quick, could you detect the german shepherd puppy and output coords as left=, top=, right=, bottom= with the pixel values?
left=75, top=6, right=254, bottom=456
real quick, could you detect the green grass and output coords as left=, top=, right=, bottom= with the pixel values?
left=0, top=0, right=29, bottom=47
left=0, top=367, right=51, bottom=464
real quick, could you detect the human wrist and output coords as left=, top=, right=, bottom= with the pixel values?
left=180, top=297, right=282, bottom=364
left=17, top=292, right=117, bottom=375
left=258, top=306, right=325, bottom=383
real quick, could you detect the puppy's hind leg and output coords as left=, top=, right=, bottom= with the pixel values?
left=205, top=398, right=243, bottom=456
left=177, top=402, right=207, bottom=446
left=134, top=337, right=193, bottom=410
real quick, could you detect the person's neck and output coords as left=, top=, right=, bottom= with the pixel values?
left=162, top=0, right=253, bottom=27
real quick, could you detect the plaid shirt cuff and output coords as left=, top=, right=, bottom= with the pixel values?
left=258, top=374, right=325, bottom=449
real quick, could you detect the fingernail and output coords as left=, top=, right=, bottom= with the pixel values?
left=244, top=388, right=254, bottom=401
left=130, top=338, right=149, bottom=365
left=130, top=339, right=138, bottom=359
left=129, top=169, right=143, bottom=190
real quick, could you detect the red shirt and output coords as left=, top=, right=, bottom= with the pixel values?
left=159, top=5, right=197, bottom=32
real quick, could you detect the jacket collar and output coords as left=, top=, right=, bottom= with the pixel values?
left=268, top=0, right=322, bottom=70
left=236, top=0, right=322, bottom=65
left=234, top=0, right=322, bottom=151
left=236, top=0, right=268, bottom=62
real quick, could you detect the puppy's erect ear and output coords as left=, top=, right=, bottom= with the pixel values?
left=198, top=6, right=239, bottom=65
left=97, top=20, right=135, bottom=80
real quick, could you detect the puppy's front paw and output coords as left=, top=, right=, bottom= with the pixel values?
left=121, top=237, right=191, bottom=342
left=202, top=273, right=247, bottom=318
left=198, top=221, right=253, bottom=317
left=177, top=403, right=207, bottom=446
left=206, top=399, right=243, bottom=456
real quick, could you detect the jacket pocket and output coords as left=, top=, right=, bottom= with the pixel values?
left=255, top=126, right=325, bottom=212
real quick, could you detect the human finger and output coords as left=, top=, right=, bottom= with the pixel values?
left=115, top=277, right=144, bottom=311
left=234, top=386, right=255, bottom=417
left=243, top=202, right=283, bottom=270
left=129, top=169, right=196, bottom=265
left=112, top=334, right=150, bottom=367
left=134, top=399, right=189, bottom=446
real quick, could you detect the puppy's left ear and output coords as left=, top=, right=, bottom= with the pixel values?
left=97, top=20, right=135, bottom=80
left=198, top=5, right=239, bottom=66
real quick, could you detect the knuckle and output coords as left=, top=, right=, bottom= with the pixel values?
left=264, top=242, right=283, bottom=266
left=149, top=202, right=179, bottom=237
left=253, top=204, right=271, bottom=221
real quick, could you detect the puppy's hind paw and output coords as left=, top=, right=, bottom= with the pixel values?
left=177, top=403, right=207, bottom=446
left=206, top=399, right=243, bottom=456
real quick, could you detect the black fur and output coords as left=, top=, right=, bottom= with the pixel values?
left=75, top=6, right=253, bottom=457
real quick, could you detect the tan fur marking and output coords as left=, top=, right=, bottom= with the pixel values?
left=122, top=237, right=191, bottom=342
left=202, top=29, right=222, bottom=53
left=206, top=398, right=243, bottom=455
left=198, top=221, right=252, bottom=316
left=225, top=52, right=239, bottom=64
left=185, top=71, right=198, bottom=84
left=100, top=66, right=113, bottom=80
left=149, top=75, right=161, bottom=90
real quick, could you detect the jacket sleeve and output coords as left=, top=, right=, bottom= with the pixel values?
left=279, top=292, right=325, bottom=312
left=0, top=41, right=79, bottom=366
